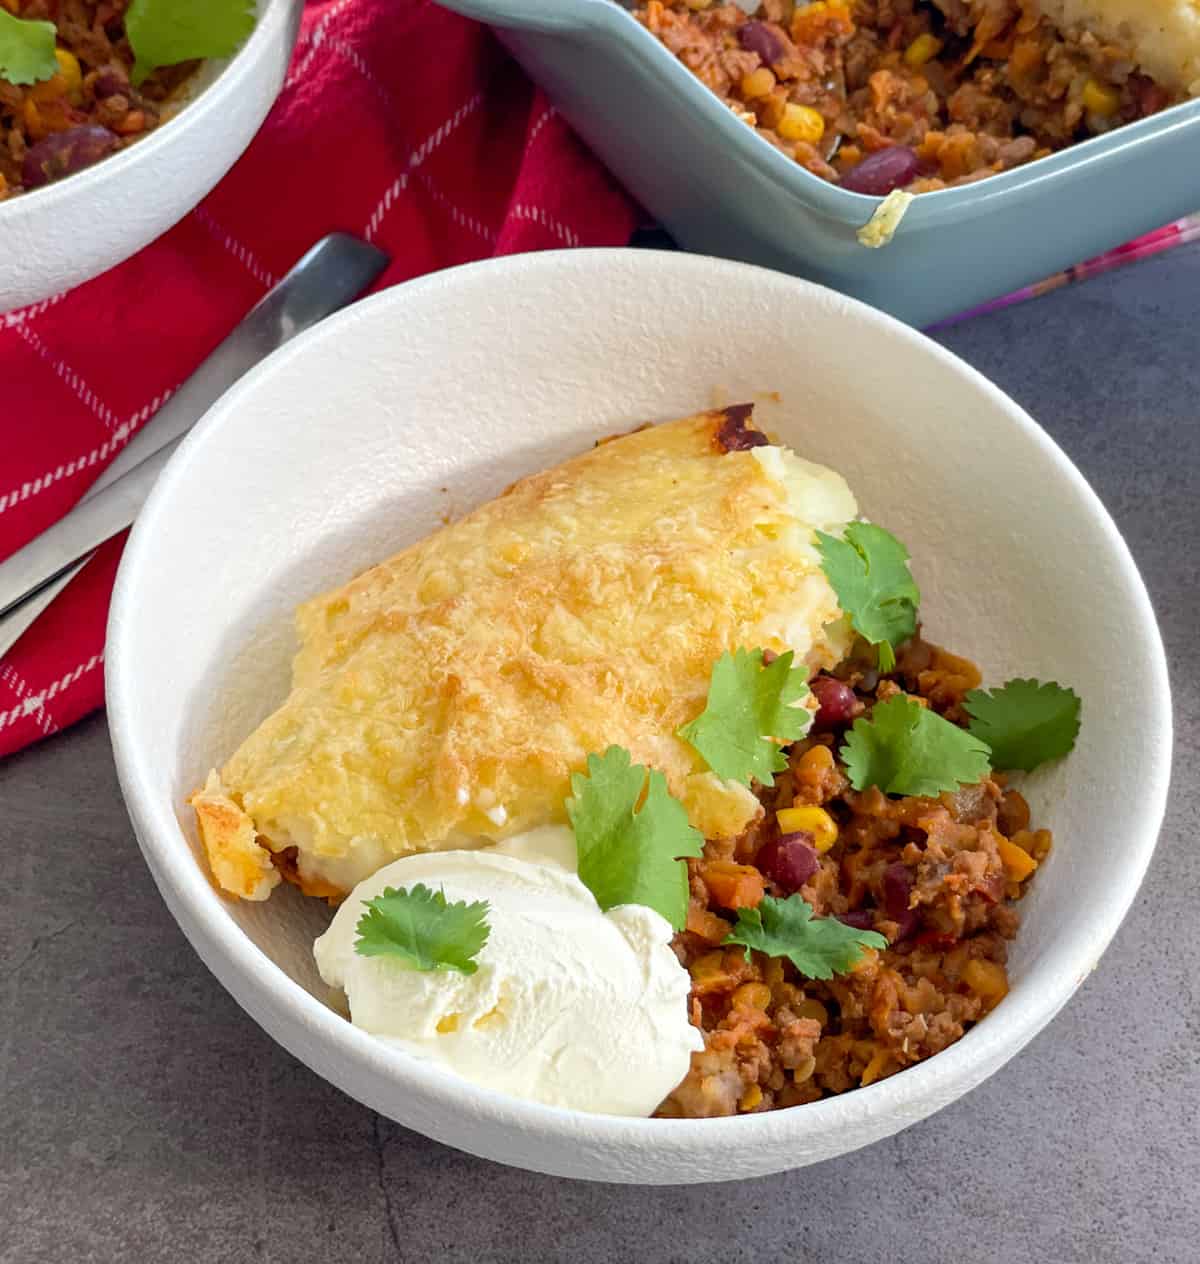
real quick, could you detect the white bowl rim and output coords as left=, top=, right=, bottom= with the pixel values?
left=106, top=247, right=1173, bottom=1157
left=0, top=0, right=295, bottom=225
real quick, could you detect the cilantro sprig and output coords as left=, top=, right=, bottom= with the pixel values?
left=724, top=894, right=886, bottom=979
left=841, top=694, right=991, bottom=797
left=0, top=9, right=56, bottom=85
left=354, top=884, right=490, bottom=975
left=965, top=678, right=1081, bottom=772
left=125, top=0, right=256, bottom=85
left=816, top=523, right=920, bottom=672
left=0, top=0, right=255, bottom=89
left=567, top=746, right=704, bottom=931
left=677, top=648, right=811, bottom=786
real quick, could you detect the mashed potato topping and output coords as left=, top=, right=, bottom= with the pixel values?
left=1039, top=0, right=1200, bottom=95
left=193, top=407, right=857, bottom=899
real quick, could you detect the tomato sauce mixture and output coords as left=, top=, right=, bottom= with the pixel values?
left=634, top=0, right=1176, bottom=194
left=658, top=635, right=1049, bottom=1117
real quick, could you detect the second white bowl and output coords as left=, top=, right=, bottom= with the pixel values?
left=0, top=0, right=302, bottom=313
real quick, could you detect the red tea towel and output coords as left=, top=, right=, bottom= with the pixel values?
left=0, top=0, right=638, bottom=759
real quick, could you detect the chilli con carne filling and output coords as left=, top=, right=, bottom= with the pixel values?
left=658, top=634, right=1047, bottom=1117
left=633, top=0, right=1184, bottom=194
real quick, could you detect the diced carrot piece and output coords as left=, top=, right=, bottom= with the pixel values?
left=962, top=958, right=1009, bottom=1005
left=686, top=900, right=732, bottom=944
left=840, top=849, right=870, bottom=907
left=1009, top=37, right=1043, bottom=76
left=701, top=861, right=765, bottom=910
left=860, top=1048, right=893, bottom=1086
left=689, top=949, right=745, bottom=996
left=996, top=836, right=1038, bottom=883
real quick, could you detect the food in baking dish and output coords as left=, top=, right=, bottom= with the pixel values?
left=633, top=0, right=1195, bottom=193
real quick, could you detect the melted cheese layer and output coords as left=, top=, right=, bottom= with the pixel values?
left=194, top=408, right=857, bottom=898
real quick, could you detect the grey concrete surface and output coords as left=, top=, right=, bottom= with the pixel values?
left=2, top=247, right=1198, bottom=1264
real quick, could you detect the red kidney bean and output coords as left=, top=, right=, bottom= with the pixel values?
left=757, top=832, right=820, bottom=893
left=891, top=909, right=920, bottom=942
left=738, top=20, right=786, bottom=65
left=881, top=862, right=913, bottom=919
left=839, top=145, right=920, bottom=196
left=23, top=125, right=118, bottom=189
left=838, top=910, right=875, bottom=931
left=1131, top=74, right=1168, bottom=117
left=811, top=675, right=859, bottom=729
left=882, top=861, right=919, bottom=941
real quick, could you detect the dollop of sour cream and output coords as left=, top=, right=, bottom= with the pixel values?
left=313, top=825, right=703, bottom=1116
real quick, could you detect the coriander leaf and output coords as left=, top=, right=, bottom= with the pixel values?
left=724, top=894, right=887, bottom=980
left=816, top=523, right=920, bottom=669
left=354, top=883, right=490, bottom=975
left=125, top=0, right=256, bottom=85
left=841, top=693, right=991, bottom=797
left=0, top=10, right=58, bottom=85
left=567, top=746, right=704, bottom=931
left=964, top=678, right=1081, bottom=773
left=677, top=648, right=811, bottom=786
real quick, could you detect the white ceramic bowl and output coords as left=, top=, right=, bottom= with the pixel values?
left=0, top=0, right=302, bottom=313
left=106, top=250, right=1172, bottom=1184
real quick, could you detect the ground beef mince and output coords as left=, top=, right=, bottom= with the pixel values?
left=0, top=0, right=198, bottom=200
left=633, top=0, right=1178, bottom=192
left=656, top=635, right=1051, bottom=1117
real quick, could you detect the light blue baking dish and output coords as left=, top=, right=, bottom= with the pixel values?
left=438, top=0, right=1200, bottom=325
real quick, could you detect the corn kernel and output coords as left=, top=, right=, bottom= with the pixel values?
left=996, top=836, right=1038, bottom=883
left=903, top=33, right=944, bottom=69
left=962, top=958, right=1009, bottom=1003
left=797, top=743, right=834, bottom=774
left=732, top=981, right=772, bottom=1010
left=1082, top=78, right=1121, bottom=117
left=739, top=1084, right=764, bottom=1111
left=791, top=1054, right=817, bottom=1084
left=777, top=805, right=838, bottom=852
left=776, top=103, right=826, bottom=144
left=740, top=67, right=776, bottom=100
left=54, top=48, right=83, bottom=102
left=435, top=1013, right=460, bottom=1034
